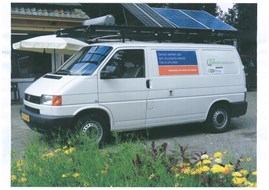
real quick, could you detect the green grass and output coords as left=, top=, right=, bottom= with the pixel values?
left=11, top=134, right=257, bottom=187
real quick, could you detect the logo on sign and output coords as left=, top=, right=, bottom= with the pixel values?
left=207, top=59, right=221, bottom=66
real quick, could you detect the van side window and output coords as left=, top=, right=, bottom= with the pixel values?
left=102, top=49, right=145, bottom=78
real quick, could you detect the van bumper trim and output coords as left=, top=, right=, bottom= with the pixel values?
left=230, top=101, right=248, bottom=117
left=20, top=107, right=73, bottom=135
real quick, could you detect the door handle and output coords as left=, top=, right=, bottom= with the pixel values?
left=146, top=79, right=151, bottom=89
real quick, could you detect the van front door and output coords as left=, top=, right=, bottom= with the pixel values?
left=98, top=49, right=149, bottom=131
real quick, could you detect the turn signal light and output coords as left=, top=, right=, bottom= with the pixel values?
left=52, top=96, right=62, bottom=106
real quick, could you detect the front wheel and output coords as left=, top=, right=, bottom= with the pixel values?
left=74, top=114, right=109, bottom=143
left=206, top=104, right=231, bottom=133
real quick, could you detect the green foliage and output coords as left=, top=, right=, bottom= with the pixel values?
left=11, top=135, right=256, bottom=187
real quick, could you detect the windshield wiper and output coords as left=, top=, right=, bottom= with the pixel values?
left=55, top=69, right=71, bottom=75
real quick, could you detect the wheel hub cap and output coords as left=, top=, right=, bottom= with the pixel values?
left=82, top=121, right=103, bottom=141
left=212, top=110, right=227, bottom=129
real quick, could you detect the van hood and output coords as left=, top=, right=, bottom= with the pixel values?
left=25, top=74, right=77, bottom=97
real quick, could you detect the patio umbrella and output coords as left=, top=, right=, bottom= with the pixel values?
left=12, top=34, right=89, bottom=71
left=13, top=34, right=89, bottom=54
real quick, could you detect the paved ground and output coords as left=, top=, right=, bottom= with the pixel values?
left=11, top=92, right=256, bottom=167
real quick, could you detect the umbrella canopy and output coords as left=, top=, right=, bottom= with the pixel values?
left=12, top=34, right=89, bottom=55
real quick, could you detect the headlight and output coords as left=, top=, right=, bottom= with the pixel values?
left=41, top=95, right=53, bottom=105
left=41, top=95, right=62, bottom=106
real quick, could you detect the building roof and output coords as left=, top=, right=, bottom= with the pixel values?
left=11, top=3, right=89, bottom=19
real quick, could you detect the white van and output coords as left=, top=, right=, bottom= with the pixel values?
left=20, top=42, right=247, bottom=142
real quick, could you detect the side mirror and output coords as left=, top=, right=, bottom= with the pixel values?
left=100, top=70, right=111, bottom=79
left=100, top=65, right=117, bottom=79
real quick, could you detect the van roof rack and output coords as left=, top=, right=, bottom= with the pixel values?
left=56, top=25, right=237, bottom=44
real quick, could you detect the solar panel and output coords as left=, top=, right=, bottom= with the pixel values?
left=181, top=9, right=237, bottom=31
left=135, top=4, right=175, bottom=28
left=122, top=4, right=236, bottom=32
left=122, top=4, right=160, bottom=27
left=153, top=8, right=207, bottom=29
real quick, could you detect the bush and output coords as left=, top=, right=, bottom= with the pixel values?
left=11, top=135, right=256, bottom=187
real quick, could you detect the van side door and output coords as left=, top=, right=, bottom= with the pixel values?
left=146, top=49, right=205, bottom=127
left=98, top=48, right=149, bottom=131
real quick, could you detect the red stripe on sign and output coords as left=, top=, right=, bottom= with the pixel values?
left=159, top=65, right=199, bottom=75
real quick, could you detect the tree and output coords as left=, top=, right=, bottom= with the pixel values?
left=220, top=4, right=257, bottom=89
left=217, top=5, right=238, bottom=26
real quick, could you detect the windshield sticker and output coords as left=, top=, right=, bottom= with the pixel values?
left=157, top=51, right=199, bottom=75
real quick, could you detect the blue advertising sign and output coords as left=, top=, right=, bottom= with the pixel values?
left=157, top=51, right=197, bottom=66
left=156, top=51, right=199, bottom=75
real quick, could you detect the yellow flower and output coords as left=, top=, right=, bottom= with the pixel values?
left=63, top=146, right=68, bottom=149
left=54, top=148, right=62, bottom=153
left=11, top=175, right=17, bottom=181
left=175, top=173, right=180, bottom=178
left=246, top=182, right=256, bottom=187
left=232, top=177, right=247, bottom=185
left=232, top=172, right=242, bottom=177
left=16, top=160, right=24, bottom=168
left=240, top=169, right=249, bottom=175
left=42, top=152, right=54, bottom=158
left=181, top=167, right=191, bottom=175
left=202, top=159, right=211, bottom=165
left=223, top=164, right=233, bottom=174
left=101, top=169, right=108, bottom=174
left=196, top=161, right=202, bottom=166
left=72, top=173, right=80, bottom=178
left=22, top=172, right=27, bottom=177
left=192, top=168, right=202, bottom=175
left=252, top=171, right=257, bottom=176
left=246, top=157, right=251, bottom=162
left=214, top=158, right=222, bottom=164
left=201, top=166, right=210, bottom=172
left=62, top=173, right=69, bottom=178
left=178, top=162, right=190, bottom=167
left=64, top=147, right=76, bottom=155
left=201, top=154, right=209, bottom=160
left=213, top=152, right=223, bottom=158
left=64, top=150, right=71, bottom=155
left=148, top=173, right=155, bottom=180
left=84, top=182, right=90, bottom=187
left=18, top=177, right=27, bottom=183
left=210, top=164, right=225, bottom=173
left=175, top=182, right=180, bottom=187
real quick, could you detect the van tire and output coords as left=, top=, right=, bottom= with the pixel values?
left=74, top=114, right=109, bottom=143
left=206, top=104, right=231, bottom=133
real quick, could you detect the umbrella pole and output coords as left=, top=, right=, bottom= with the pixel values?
left=52, top=49, right=56, bottom=73
left=54, top=49, right=56, bottom=72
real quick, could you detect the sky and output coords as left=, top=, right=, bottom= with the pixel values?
left=217, top=2, right=234, bottom=13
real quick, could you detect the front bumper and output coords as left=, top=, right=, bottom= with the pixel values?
left=20, top=107, right=74, bottom=135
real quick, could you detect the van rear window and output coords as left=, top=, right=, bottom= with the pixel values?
left=156, top=51, right=199, bottom=76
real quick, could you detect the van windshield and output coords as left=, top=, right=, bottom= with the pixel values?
left=55, top=46, right=112, bottom=76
